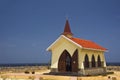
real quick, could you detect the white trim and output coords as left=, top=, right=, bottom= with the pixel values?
left=82, top=47, right=107, bottom=52
left=46, top=35, right=107, bottom=52
left=62, top=35, right=107, bottom=52
left=46, top=35, right=63, bottom=51
left=46, top=35, right=82, bottom=51
left=61, top=35, right=83, bottom=48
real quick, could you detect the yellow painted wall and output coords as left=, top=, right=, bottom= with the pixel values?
left=78, top=49, right=106, bottom=69
left=49, top=36, right=106, bottom=69
left=50, top=36, right=78, bottom=68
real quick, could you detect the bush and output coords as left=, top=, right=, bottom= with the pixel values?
left=24, top=71, right=29, bottom=74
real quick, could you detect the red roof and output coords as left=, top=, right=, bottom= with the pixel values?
left=70, top=37, right=107, bottom=51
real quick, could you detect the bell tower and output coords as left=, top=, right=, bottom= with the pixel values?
left=62, top=19, right=73, bottom=38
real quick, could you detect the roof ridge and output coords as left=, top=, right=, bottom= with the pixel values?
left=71, top=37, right=93, bottom=42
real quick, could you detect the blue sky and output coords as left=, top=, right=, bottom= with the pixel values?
left=0, top=0, right=120, bottom=63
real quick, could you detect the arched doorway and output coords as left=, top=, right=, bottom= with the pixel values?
left=72, top=49, right=78, bottom=72
left=97, top=55, right=101, bottom=67
left=84, top=54, right=89, bottom=68
left=58, top=50, right=72, bottom=72
left=66, top=55, right=72, bottom=72
left=92, top=55, right=96, bottom=67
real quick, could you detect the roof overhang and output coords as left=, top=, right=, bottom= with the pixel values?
left=46, top=35, right=107, bottom=52
left=46, top=35, right=63, bottom=51
left=46, top=35, right=82, bottom=51
left=82, top=47, right=108, bottom=52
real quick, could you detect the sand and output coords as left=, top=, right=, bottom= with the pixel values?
left=0, top=70, right=120, bottom=80
left=0, top=66, right=120, bottom=80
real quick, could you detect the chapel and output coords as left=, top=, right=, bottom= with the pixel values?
left=47, top=20, right=107, bottom=75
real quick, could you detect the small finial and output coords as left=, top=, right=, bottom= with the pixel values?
left=65, top=14, right=69, bottom=20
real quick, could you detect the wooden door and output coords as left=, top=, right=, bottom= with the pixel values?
left=58, top=50, right=72, bottom=72
left=72, top=49, right=78, bottom=72
left=58, top=51, right=66, bottom=72
left=66, top=53, right=72, bottom=72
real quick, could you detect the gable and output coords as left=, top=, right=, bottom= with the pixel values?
left=46, top=35, right=81, bottom=51
left=47, top=35, right=107, bottom=52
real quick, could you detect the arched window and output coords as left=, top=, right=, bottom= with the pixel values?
left=84, top=54, right=89, bottom=68
left=97, top=55, right=101, bottom=67
left=91, top=55, right=96, bottom=67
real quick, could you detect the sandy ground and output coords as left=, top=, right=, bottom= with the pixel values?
left=0, top=70, right=120, bottom=80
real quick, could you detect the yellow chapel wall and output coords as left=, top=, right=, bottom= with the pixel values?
left=50, top=36, right=106, bottom=69
left=78, top=49, right=106, bottom=69
left=50, top=37, right=78, bottom=69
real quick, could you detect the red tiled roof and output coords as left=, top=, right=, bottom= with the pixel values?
left=70, top=37, right=107, bottom=51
